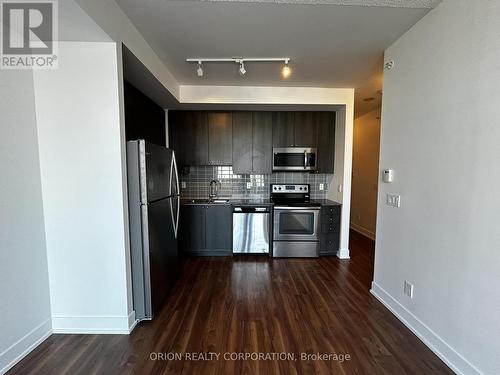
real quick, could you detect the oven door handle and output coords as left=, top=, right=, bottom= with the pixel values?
left=304, top=151, right=308, bottom=169
left=274, top=206, right=321, bottom=211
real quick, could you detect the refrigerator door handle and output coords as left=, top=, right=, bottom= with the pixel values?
left=172, top=152, right=180, bottom=197
left=175, top=195, right=180, bottom=238
left=169, top=196, right=179, bottom=239
left=140, top=203, right=152, bottom=319
left=169, top=153, right=174, bottom=198
left=171, top=152, right=180, bottom=238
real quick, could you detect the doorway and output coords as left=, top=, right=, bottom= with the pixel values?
left=350, top=108, right=381, bottom=243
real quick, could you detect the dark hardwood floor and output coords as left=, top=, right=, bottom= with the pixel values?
left=8, top=232, right=453, bottom=374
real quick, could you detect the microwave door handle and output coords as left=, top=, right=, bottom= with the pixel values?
left=304, top=151, right=307, bottom=169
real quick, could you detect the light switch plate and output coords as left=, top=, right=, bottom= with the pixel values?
left=181, top=181, right=187, bottom=189
left=386, top=194, right=401, bottom=208
left=404, top=281, right=414, bottom=298
left=246, top=182, right=252, bottom=189
left=319, top=183, right=324, bottom=191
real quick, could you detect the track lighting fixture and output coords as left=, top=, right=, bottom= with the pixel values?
left=186, top=57, right=291, bottom=78
left=238, top=61, right=246, bottom=76
left=196, top=61, right=203, bottom=77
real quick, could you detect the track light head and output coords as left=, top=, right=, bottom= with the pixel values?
left=282, top=60, right=291, bottom=79
left=238, top=61, right=246, bottom=76
left=196, top=61, right=204, bottom=77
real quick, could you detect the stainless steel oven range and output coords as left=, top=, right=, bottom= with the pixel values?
left=270, top=184, right=320, bottom=258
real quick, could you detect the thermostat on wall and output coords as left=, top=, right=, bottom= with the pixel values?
left=383, top=169, right=394, bottom=183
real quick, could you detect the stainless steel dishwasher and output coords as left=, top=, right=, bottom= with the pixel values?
left=232, top=206, right=270, bottom=254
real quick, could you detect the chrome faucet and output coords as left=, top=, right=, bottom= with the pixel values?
left=209, top=179, right=220, bottom=200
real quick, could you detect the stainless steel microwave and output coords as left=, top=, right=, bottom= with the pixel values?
left=272, top=147, right=317, bottom=171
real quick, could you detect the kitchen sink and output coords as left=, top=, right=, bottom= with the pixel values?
left=186, top=198, right=230, bottom=204
left=188, top=199, right=211, bottom=203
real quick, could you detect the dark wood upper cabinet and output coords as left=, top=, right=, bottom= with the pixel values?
left=316, top=112, right=336, bottom=173
left=170, top=110, right=335, bottom=173
left=272, top=112, right=295, bottom=147
left=252, top=112, right=273, bottom=174
left=169, top=111, right=208, bottom=166
left=232, top=112, right=253, bottom=174
left=208, top=112, right=232, bottom=166
left=294, top=112, right=318, bottom=148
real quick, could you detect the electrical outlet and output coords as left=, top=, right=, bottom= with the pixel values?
left=386, top=194, right=401, bottom=208
left=337, top=184, right=342, bottom=193
left=319, top=183, right=324, bottom=191
left=404, top=281, right=414, bottom=298
left=246, top=182, right=252, bottom=189
left=181, top=181, right=187, bottom=189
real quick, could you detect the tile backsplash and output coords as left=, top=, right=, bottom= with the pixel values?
left=180, top=166, right=332, bottom=200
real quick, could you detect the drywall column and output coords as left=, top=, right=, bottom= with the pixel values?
left=328, top=105, right=353, bottom=259
left=34, top=42, right=133, bottom=333
left=373, top=1, right=500, bottom=374
left=0, top=69, right=52, bottom=374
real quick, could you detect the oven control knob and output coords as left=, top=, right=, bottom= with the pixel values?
left=278, top=187, right=282, bottom=190
left=299, top=187, right=303, bottom=190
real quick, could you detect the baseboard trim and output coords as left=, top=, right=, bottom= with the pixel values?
left=0, top=318, right=52, bottom=375
left=52, top=315, right=132, bottom=335
left=350, top=223, right=375, bottom=240
left=128, top=311, right=138, bottom=333
left=370, top=282, right=482, bottom=375
left=336, top=247, right=350, bottom=259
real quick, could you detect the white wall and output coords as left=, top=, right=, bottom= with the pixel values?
left=373, top=1, right=500, bottom=374
left=351, top=108, right=381, bottom=239
left=181, top=85, right=354, bottom=258
left=0, top=70, right=52, bottom=373
left=33, top=42, right=132, bottom=333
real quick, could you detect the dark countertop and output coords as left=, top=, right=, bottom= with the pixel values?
left=181, top=198, right=340, bottom=207
left=311, top=199, right=342, bottom=206
left=180, top=198, right=273, bottom=206
left=180, top=199, right=231, bottom=206
left=229, top=199, right=274, bottom=206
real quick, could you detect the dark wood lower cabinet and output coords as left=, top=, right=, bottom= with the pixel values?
left=179, top=204, right=206, bottom=252
left=205, top=205, right=233, bottom=252
left=319, top=204, right=341, bottom=256
left=180, top=204, right=232, bottom=256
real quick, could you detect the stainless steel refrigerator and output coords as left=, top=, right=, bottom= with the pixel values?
left=126, top=140, right=180, bottom=321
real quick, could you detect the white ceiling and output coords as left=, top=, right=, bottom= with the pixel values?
left=116, top=0, right=438, bottom=116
